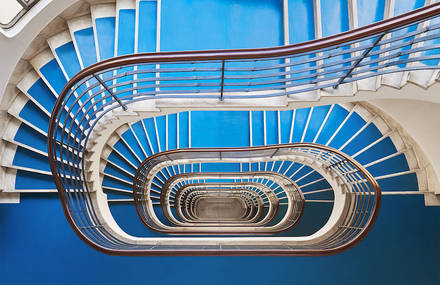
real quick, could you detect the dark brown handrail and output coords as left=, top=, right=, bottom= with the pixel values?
left=47, top=1, right=440, bottom=255
left=174, top=182, right=278, bottom=225
left=130, top=143, right=380, bottom=254
left=177, top=185, right=265, bottom=223
left=147, top=174, right=298, bottom=234
left=49, top=136, right=380, bottom=255
left=54, top=3, right=440, bottom=80
left=177, top=186, right=266, bottom=224
left=47, top=3, right=440, bottom=131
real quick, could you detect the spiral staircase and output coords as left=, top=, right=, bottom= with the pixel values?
left=1, top=0, right=440, bottom=274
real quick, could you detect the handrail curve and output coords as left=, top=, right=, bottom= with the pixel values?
left=49, top=1, right=440, bottom=255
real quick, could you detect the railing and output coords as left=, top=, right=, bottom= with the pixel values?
left=177, top=187, right=265, bottom=223
left=175, top=183, right=278, bottom=225
left=0, top=0, right=40, bottom=29
left=132, top=145, right=306, bottom=234
left=45, top=3, right=440, bottom=116
left=49, top=134, right=380, bottom=255
left=49, top=1, right=440, bottom=255
left=134, top=170, right=301, bottom=234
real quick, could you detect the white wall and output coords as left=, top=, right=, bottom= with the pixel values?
left=0, top=0, right=23, bottom=25
left=371, top=99, right=440, bottom=195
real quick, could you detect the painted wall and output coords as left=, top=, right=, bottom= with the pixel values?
left=372, top=99, right=440, bottom=194
left=1, top=1, right=440, bottom=284
left=1, top=194, right=439, bottom=285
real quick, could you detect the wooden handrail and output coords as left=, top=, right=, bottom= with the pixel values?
left=174, top=182, right=278, bottom=225
left=146, top=175, right=298, bottom=234
left=49, top=0, right=440, bottom=255
left=47, top=3, right=440, bottom=137
left=130, top=143, right=380, bottom=254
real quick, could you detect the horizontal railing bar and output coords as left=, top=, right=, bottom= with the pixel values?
left=305, top=200, right=335, bottom=203
left=334, top=33, right=387, bottom=88
left=86, top=37, right=429, bottom=88
left=49, top=0, right=440, bottom=256
left=66, top=47, right=440, bottom=109
left=339, top=225, right=364, bottom=230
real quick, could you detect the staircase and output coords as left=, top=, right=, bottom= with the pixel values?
left=0, top=0, right=438, bottom=255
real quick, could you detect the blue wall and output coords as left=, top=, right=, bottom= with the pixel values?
left=161, top=0, right=283, bottom=50
left=3, top=0, right=439, bottom=283
left=1, top=194, right=439, bottom=285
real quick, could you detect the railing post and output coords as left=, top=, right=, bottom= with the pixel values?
left=93, top=74, right=128, bottom=111
left=220, top=60, right=225, bottom=101
left=333, top=32, right=386, bottom=89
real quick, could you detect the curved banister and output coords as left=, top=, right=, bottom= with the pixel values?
left=139, top=172, right=302, bottom=234
left=50, top=130, right=381, bottom=254
left=174, top=182, right=279, bottom=225
left=50, top=2, right=440, bottom=80
left=177, top=187, right=267, bottom=224
left=45, top=3, right=440, bottom=106
left=48, top=0, right=440, bottom=255
left=46, top=2, right=440, bottom=157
